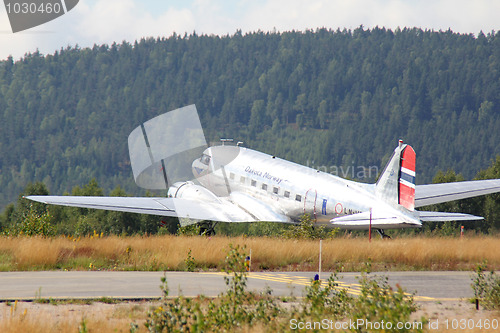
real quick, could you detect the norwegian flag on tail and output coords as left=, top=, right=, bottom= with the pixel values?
left=399, top=145, right=416, bottom=211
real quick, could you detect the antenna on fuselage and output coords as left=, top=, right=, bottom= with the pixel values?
left=220, top=138, right=234, bottom=146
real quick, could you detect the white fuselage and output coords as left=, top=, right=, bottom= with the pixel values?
left=193, top=145, right=388, bottom=226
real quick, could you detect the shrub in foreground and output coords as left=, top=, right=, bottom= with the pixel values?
left=144, top=245, right=423, bottom=332
left=144, top=244, right=280, bottom=332
left=471, top=261, right=500, bottom=310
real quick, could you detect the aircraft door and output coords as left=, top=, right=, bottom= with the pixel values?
left=304, top=189, right=318, bottom=221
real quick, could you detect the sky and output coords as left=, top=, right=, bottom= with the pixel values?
left=1, top=0, right=499, bottom=60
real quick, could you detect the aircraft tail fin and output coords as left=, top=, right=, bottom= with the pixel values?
left=376, top=140, right=416, bottom=211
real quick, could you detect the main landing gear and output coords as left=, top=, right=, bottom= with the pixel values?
left=376, top=229, right=392, bottom=239
left=199, top=222, right=218, bottom=236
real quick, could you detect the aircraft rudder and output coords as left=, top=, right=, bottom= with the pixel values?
left=376, top=140, right=416, bottom=211
left=399, top=144, right=416, bottom=211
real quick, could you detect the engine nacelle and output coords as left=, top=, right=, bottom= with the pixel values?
left=167, top=181, right=220, bottom=203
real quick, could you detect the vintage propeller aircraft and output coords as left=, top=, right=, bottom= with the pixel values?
left=27, top=105, right=500, bottom=236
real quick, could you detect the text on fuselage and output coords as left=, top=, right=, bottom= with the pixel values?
left=244, top=166, right=284, bottom=185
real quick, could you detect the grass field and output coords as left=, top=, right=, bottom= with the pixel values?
left=1, top=235, right=500, bottom=332
left=0, top=234, right=499, bottom=272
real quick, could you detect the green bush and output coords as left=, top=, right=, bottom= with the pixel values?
left=5, top=206, right=55, bottom=237
left=176, top=224, right=201, bottom=236
left=351, top=273, right=424, bottom=332
left=471, top=261, right=500, bottom=310
left=145, top=244, right=280, bottom=332
left=284, top=214, right=338, bottom=240
left=184, top=249, right=196, bottom=272
left=299, top=273, right=352, bottom=320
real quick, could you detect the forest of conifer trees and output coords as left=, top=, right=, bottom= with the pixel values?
left=1, top=27, right=500, bottom=233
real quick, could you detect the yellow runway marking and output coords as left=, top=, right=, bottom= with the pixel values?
left=200, top=272, right=446, bottom=301
left=250, top=273, right=366, bottom=296
left=201, top=272, right=365, bottom=296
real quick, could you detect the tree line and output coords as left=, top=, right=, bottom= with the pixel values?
left=2, top=151, right=500, bottom=235
left=0, top=27, right=500, bottom=231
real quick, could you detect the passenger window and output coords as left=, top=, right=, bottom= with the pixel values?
left=273, top=187, right=279, bottom=194
left=262, top=184, right=268, bottom=191
left=295, top=194, right=302, bottom=202
left=284, top=191, right=290, bottom=198
left=251, top=180, right=257, bottom=187
left=240, top=176, right=245, bottom=183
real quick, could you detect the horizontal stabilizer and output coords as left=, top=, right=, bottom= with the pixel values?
left=415, top=179, right=500, bottom=207
left=330, top=210, right=421, bottom=230
left=418, top=211, right=483, bottom=222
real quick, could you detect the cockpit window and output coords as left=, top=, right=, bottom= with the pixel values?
left=200, top=154, right=211, bottom=166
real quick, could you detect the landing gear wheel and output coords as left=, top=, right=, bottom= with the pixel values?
left=199, top=222, right=218, bottom=236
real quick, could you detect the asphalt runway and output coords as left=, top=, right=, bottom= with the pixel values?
left=0, top=271, right=474, bottom=302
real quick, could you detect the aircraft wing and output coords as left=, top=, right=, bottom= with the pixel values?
left=414, top=179, right=500, bottom=208
left=26, top=195, right=291, bottom=223
left=26, top=195, right=260, bottom=223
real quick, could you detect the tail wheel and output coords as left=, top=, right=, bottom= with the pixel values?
left=376, top=229, right=392, bottom=239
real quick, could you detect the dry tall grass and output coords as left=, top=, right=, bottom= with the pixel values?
left=0, top=235, right=499, bottom=271
left=0, top=301, right=148, bottom=333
